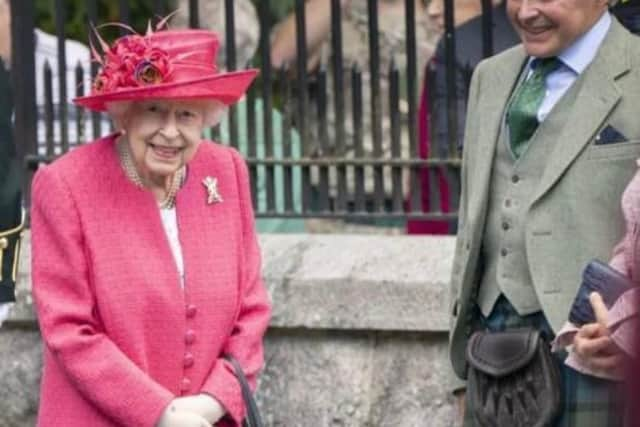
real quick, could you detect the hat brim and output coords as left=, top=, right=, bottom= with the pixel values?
left=73, top=69, right=259, bottom=112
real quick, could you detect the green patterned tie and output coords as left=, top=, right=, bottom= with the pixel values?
left=507, top=57, right=561, bottom=159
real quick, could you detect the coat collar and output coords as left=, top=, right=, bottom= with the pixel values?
left=468, top=19, right=632, bottom=225
left=530, top=19, right=629, bottom=206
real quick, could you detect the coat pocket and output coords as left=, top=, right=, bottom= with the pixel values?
left=587, top=139, right=640, bottom=161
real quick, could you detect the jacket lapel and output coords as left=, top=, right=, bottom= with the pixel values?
left=530, top=20, right=629, bottom=206
left=468, top=48, right=527, bottom=234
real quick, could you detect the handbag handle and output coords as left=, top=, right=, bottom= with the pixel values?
left=223, top=355, right=264, bottom=427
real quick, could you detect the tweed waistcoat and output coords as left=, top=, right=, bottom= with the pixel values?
left=478, top=73, right=585, bottom=317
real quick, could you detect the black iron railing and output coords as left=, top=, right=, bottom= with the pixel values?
left=11, top=0, right=503, bottom=224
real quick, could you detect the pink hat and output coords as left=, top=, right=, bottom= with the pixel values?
left=74, top=27, right=258, bottom=112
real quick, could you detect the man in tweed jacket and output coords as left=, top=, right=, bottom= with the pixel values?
left=449, top=0, right=640, bottom=425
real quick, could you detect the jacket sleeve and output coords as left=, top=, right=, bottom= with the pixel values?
left=201, top=149, right=272, bottom=425
left=31, top=166, right=174, bottom=427
left=448, top=58, right=485, bottom=393
left=608, top=233, right=629, bottom=276
left=608, top=170, right=640, bottom=276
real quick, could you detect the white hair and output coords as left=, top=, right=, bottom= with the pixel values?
left=106, top=99, right=228, bottom=129
left=200, top=100, right=228, bottom=127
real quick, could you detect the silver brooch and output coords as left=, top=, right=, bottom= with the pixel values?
left=202, top=176, right=223, bottom=204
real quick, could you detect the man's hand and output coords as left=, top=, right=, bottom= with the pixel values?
left=572, top=292, right=626, bottom=373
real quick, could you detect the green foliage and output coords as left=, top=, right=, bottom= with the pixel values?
left=34, top=0, right=169, bottom=44
left=249, top=0, right=295, bottom=26
left=34, top=0, right=298, bottom=44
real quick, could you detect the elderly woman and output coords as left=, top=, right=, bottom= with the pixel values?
left=30, top=25, right=271, bottom=427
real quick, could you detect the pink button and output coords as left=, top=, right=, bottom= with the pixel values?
left=180, top=377, right=191, bottom=392
left=185, top=330, right=196, bottom=345
left=184, top=353, right=194, bottom=368
left=186, top=304, right=197, bottom=318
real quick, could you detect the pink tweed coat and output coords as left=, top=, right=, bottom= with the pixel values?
left=31, top=135, right=271, bottom=427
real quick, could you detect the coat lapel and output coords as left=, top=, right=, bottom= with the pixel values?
left=468, top=47, right=527, bottom=233
left=530, top=20, right=629, bottom=206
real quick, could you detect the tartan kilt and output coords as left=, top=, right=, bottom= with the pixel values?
left=463, top=296, right=626, bottom=427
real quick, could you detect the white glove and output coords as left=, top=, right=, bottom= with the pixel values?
left=156, top=402, right=212, bottom=427
left=171, top=394, right=226, bottom=424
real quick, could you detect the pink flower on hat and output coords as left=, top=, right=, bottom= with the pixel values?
left=92, top=34, right=172, bottom=94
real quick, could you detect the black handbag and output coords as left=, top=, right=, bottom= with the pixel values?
left=465, top=329, right=562, bottom=427
left=224, top=355, right=264, bottom=427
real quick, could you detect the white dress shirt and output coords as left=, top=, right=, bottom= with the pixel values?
left=532, top=12, right=612, bottom=121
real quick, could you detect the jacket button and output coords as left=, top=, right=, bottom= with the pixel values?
left=511, top=175, right=520, bottom=184
left=186, top=304, right=197, bottom=318
left=184, top=353, right=194, bottom=368
left=180, top=377, right=191, bottom=392
left=502, top=222, right=510, bottom=231
left=501, top=248, right=508, bottom=257
left=185, top=330, right=196, bottom=345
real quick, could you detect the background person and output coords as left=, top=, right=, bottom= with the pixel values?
left=0, top=44, right=22, bottom=326
left=270, top=0, right=438, bottom=230
left=175, top=0, right=305, bottom=233
left=407, top=0, right=519, bottom=235
left=0, top=0, right=110, bottom=156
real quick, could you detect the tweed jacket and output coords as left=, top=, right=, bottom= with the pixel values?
left=449, top=18, right=640, bottom=381
left=31, top=135, right=271, bottom=427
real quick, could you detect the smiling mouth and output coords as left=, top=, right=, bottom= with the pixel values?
left=148, top=143, right=184, bottom=159
left=519, top=22, right=553, bottom=37
left=525, top=27, right=550, bottom=35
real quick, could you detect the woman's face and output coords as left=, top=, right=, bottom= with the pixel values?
left=121, top=100, right=205, bottom=186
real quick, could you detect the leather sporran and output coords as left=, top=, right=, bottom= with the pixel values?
left=465, top=329, right=562, bottom=427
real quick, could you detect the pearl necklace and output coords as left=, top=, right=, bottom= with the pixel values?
left=116, top=138, right=185, bottom=210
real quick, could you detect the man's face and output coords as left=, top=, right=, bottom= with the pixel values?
left=0, top=0, right=10, bottom=65
left=507, top=0, right=608, bottom=58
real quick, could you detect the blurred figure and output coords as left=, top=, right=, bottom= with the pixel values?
left=427, top=0, right=519, bottom=156
left=175, top=0, right=305, bottom=232
left=427, top=0, right=502, bottom=32
left=0, top=0, right=109, bottom=156
left=271, top=0, right=439, bottom=224
left=0, top=0, right=23, bottom=326
left=174, top=0, right=259, bottom=70
left=407, top=0, right=519, bottom=235
left=611, top=0, right=640, bottom=34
